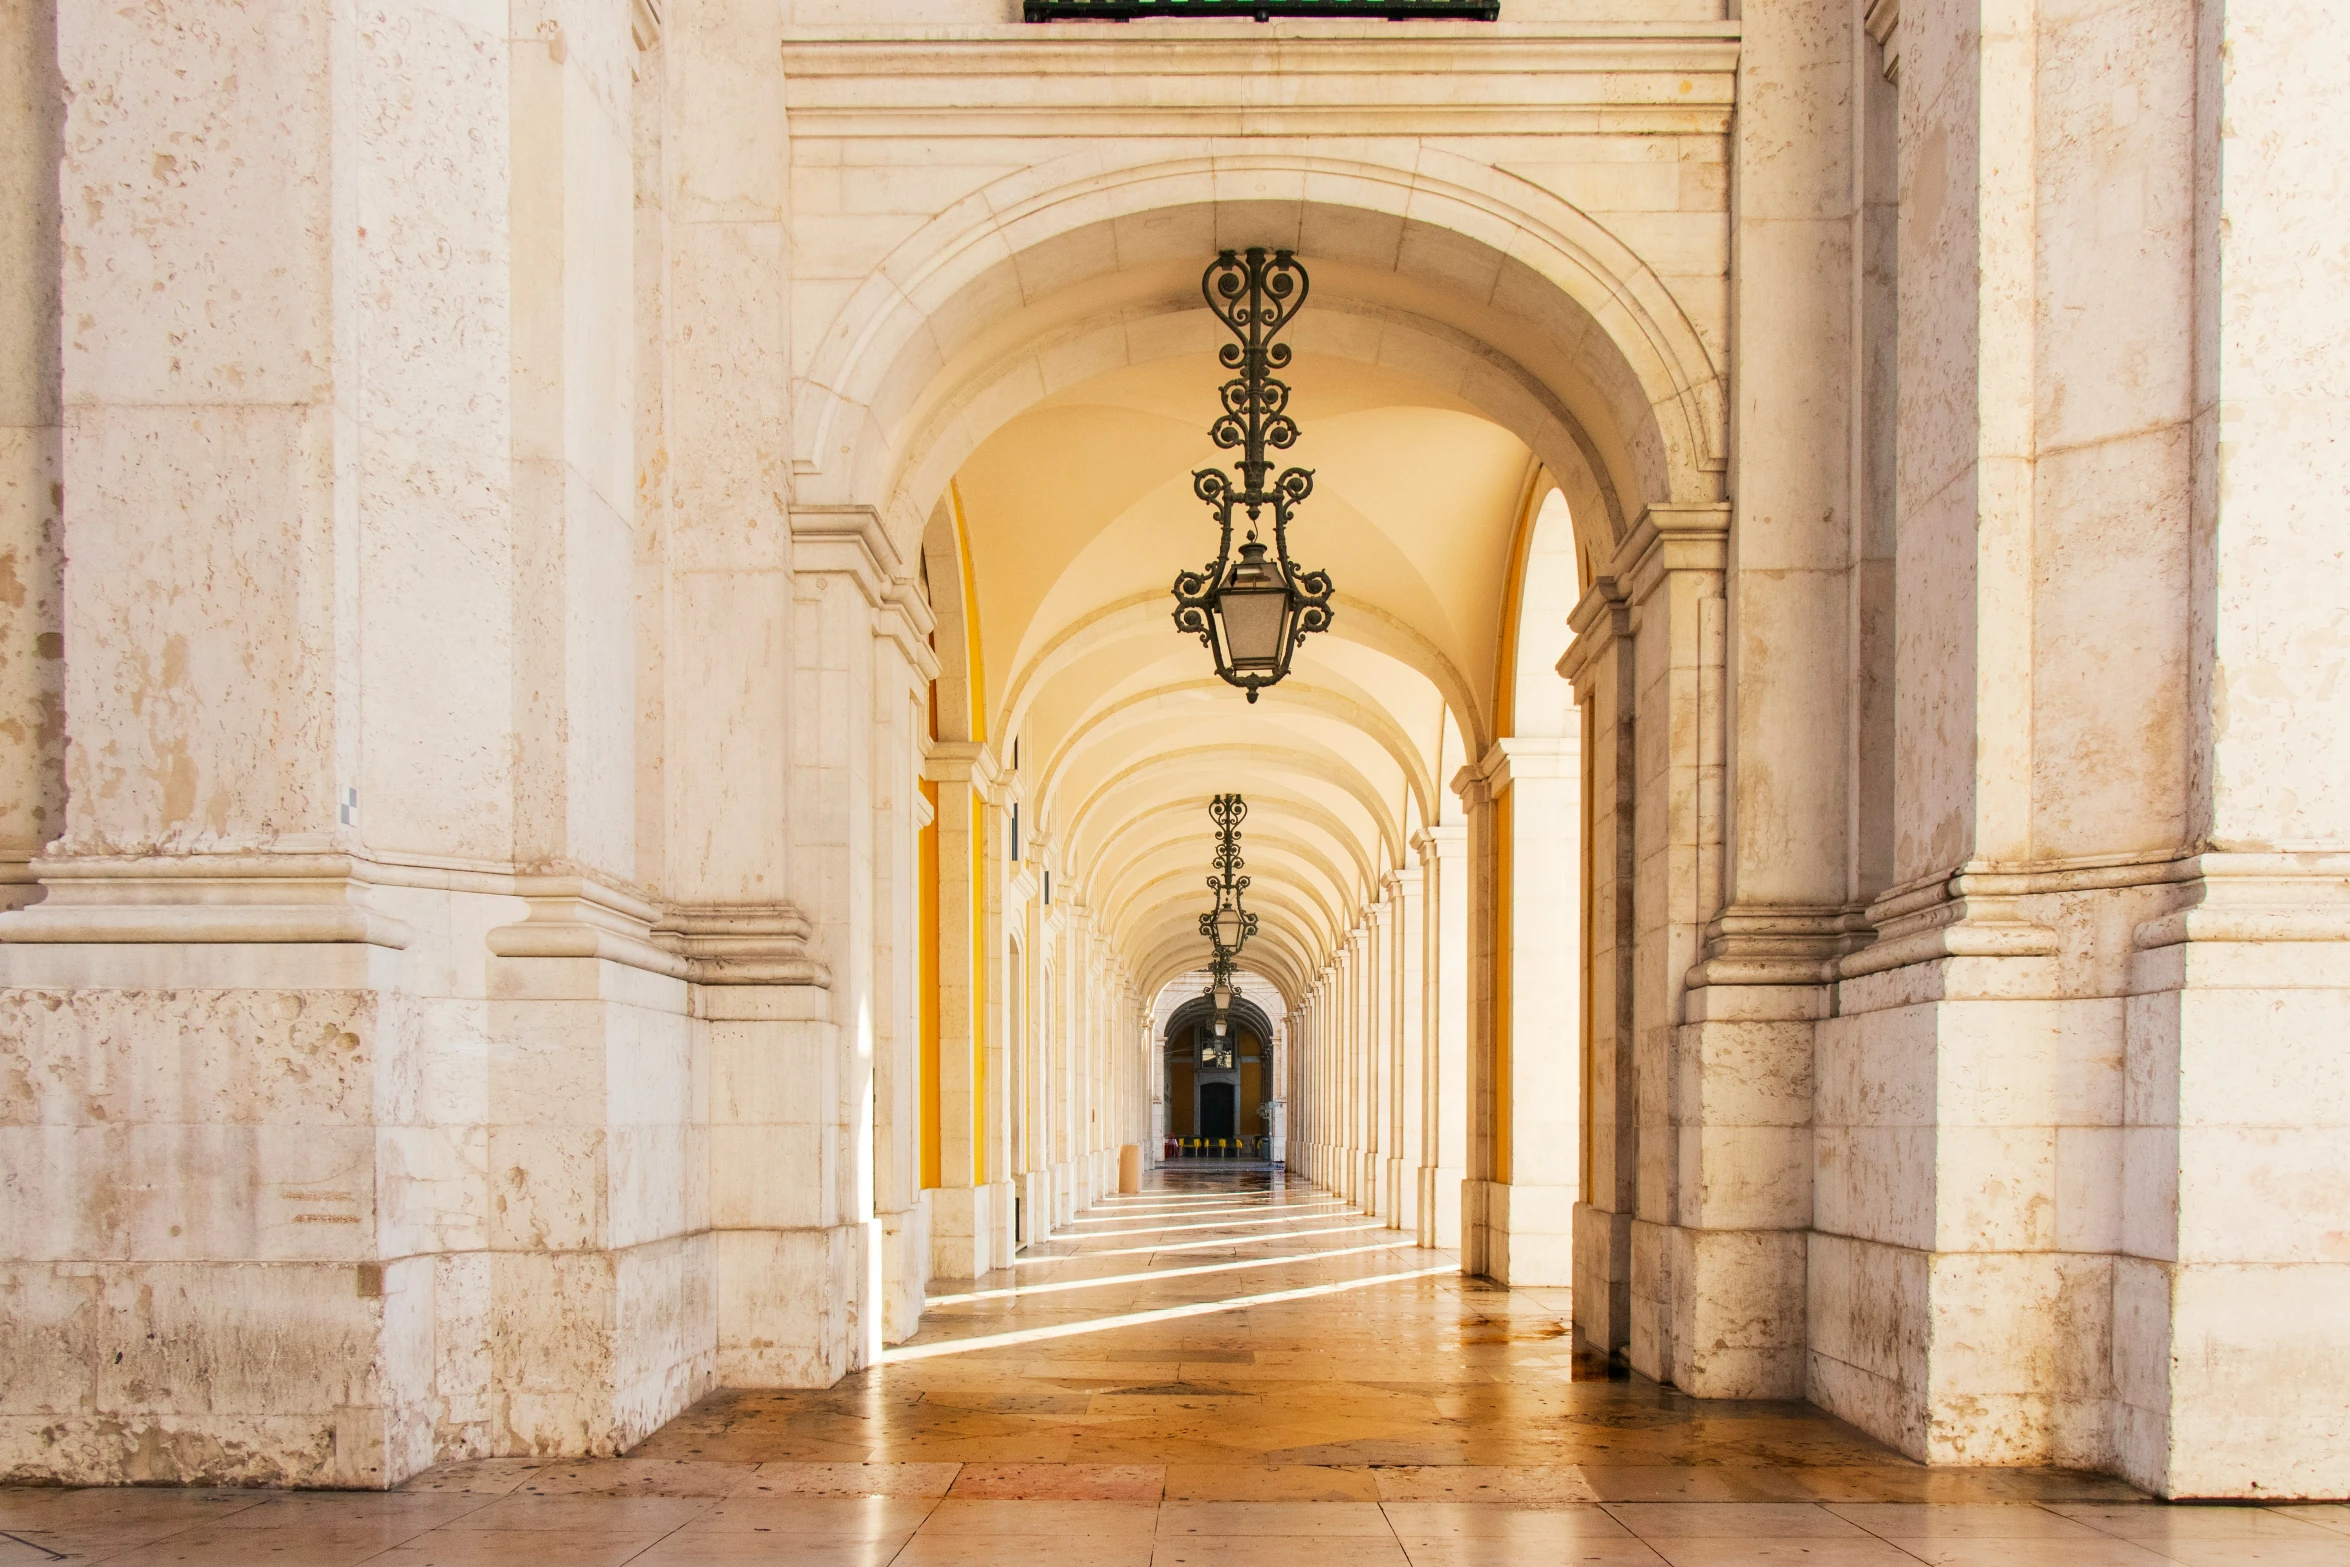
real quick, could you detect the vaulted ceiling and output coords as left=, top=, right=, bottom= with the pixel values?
left=939, top=348, right=1551, bottom=1006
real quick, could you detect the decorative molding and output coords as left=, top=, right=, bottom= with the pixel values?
left=631, top=0, right=663, bottom=51
left=2134, top=852, right=2350, bottom=950
left=925, top=739, right=1005, bottom=797
left=791, top=504, right=903, bottom=598
left=1688, top=905, right=1871, bottom=989
left=487, top=875, right=687, bottom=980
left=0, top=854, right=416, bottom=948
left=652, top=905, right=828, bottom=987
left=1610, top=503, right=1730, bottom=606
left=779, top=27, right=1742, bottom=138
left=1837, top=867, right=2058, bottom=980
left=1558, top=574, right=1629, bottom=687
left=1863, top=0, right=1900, bottom=84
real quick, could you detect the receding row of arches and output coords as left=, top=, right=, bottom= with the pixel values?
left=882, top=185, right=1642, bottom=1283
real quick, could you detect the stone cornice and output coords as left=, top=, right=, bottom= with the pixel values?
left=781, top=25, right=1741, bottom=136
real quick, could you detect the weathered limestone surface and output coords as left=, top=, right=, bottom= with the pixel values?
left=1, top=0, right=2343, bottom=1502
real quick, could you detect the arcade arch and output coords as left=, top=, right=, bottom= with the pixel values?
left=885, top=184, right=1627, bottom=1286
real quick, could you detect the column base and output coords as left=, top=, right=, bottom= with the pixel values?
left=1419, top=1164, right=1464, bottom=1250
left=716, top=1219, right=869, bottom=1387
left=1018, top=1170, right=1050, bottom=1248
left=1573, top=1202, right=1633, bottom=1354
left=1631, top=1218, right=1806, bottom=1398
left=1475, top=1181, right=1576, bottom=1285
left=880, top=1198, right=930, bottom=1346
left=927, top=1182, right=1013, bottom=1279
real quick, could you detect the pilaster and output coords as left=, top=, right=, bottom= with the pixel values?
left=1414, top=821, right=1469, bottom=1252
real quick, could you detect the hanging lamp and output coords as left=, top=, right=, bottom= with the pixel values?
left=1171, top=249, right=1335, bottom=699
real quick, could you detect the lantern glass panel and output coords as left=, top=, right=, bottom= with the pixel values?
left=1219, top=587, right=1287, bottom=670
left=1213, top=909, right=1242, bottom=948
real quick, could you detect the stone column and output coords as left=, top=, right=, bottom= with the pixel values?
left=924, top=741, right=1006, bottom=1278
left=1564, top=581, right=1636, bottom=1357
left=1387, top=869, right=1425, bottom=1234
left=0, top=0, right=61, bottom=909
left=1416, top=823, right=1469, bottom=1250
left=0, top=0, right=525, bottom=1486
left=2113, top=0, right=2350, bottom=1500
left=1460, top=736, right=1583, bottom=1285
left=782, top=506, right=936, bottom=1370
left=1811, top=0, right=2199, bottom=1470
left=1455, top=768, right=1500, bottom=1277
left=1608, top=505, right=1749, bottom=1391
left=1361, top=899, right=1389, bottom=1214
left=878, top=672, right=934, bottom=1345
left=483, top=1, right=716, bottom=1447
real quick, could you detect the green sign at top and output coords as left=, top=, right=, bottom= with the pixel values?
left=1024, top=0, right=1500, bottom=18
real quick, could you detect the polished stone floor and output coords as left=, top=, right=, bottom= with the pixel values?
left=5, top=1170, right=2345, bottom=1565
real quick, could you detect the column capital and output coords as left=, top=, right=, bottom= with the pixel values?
left=1460, top=736, right=1580, bottom=801
left=1411, top=822, right=1468, bottom=861
left=1561, top=574, right=1631, bottom=688
left=1610, top=502, right=1730, bottom=605
left=924, top=740, right=1003, bottom=795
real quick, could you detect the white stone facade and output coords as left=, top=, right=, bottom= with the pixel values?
left=0, top=0, right=2342, bottom=1502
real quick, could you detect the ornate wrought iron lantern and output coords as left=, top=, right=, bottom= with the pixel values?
left=1207, top=952, right=1237, bottom=1040
left=1172, top=249, right=1335, bottom=700
left=1198, top=793, right=1260, bottom=963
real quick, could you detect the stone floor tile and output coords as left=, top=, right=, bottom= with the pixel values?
left=676, top=1496, right=938, bottom=1536
left=1155, top=1500, right=1395, bottom=1537
left=896, top=1534, right=1153, bottom=1567
left=1789, top=1468, right=2149, bottom=1504
left=361, top=1527, right=673, bottom=1566
left=735, top=1463, right=961, bottom=1498
left=77, top=1521, right=441, bottom=1567
left=392, top=1459, right=548, bottom=1496
left=627, top=1537, right=907, bottom=1567
left=946, top=1464, right=1164, bottom=1500
left=1605, top=1502, right=1871, bottom=1539
left=914, top=1499, right=1159, bottom=1538
left=436, top=1494, right=716, bottom=1533
left=1152, top=1541, right=1410, bottom=1567
left=1401, top=1541, right=1670, bottom=1567
left=1381, top=1502, right=1635, bottom=1539
left=1159, top=1465, right=1379, bottom=1501
left=0, top=1491, right=262, bottom=1534
left=1641, top=1541, right=1927, bottom=1566
left=512, top=1460, right=760, bottom=1498
left=1582, top=1467, right=1821, bottom=1503
left=2149, top=1543, right=2350, bottom=1567
left=207, top=1494, right=489, bottom=1530
left=2049, top=1505, right=2347, bottom=1541
left=1825, top=1502, right=2117, bottom=1539
left=1374, top=1466, right=1600, bottom=1503
left=1892, top=1540, right=2185, bottom=1567
left=2276, top=1509, right=2350, bottom=1537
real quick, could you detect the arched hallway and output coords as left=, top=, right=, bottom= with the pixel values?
left=5, top=0, right=2349, bottom=1523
